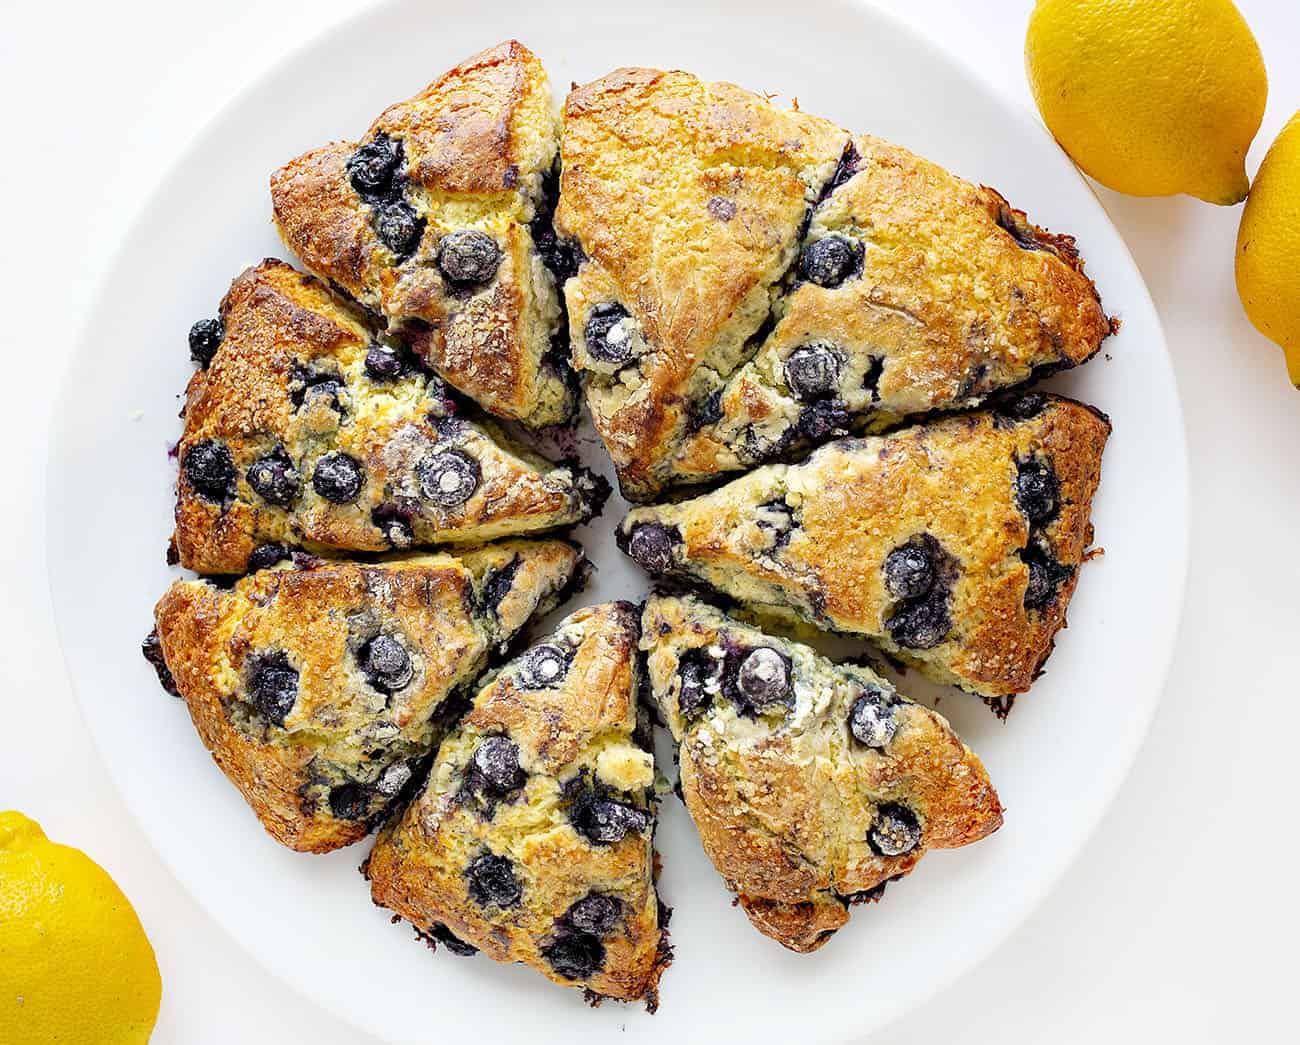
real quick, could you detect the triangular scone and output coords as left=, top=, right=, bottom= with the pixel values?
left=554, top=67, right=851, bottom=500
left=670, top=135, right=1112, bottom=483
left=367, top=602, right=670, bottom=1008
left=642, top=593, right=1001, bottom=952
left=619, top=394, right=1110, bottom=699
left=173, top=260, right=606, bottom=574
left=271, top=41, right=575, bottom=428
left=147, top=540, right=584, bottom=853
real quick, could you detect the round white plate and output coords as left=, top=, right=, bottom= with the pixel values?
left=48, top=0, right=1187, bottom=1040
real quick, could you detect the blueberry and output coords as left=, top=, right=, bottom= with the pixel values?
left=347, top=134, right=401, bottom=197
left=361, top=634, right=413, bottom=692
left=418, top=449, right=480, bottom=508
left=183, top=440, right=236, bottom=502
left=625, top=523, right=678, bottom=574
left=246, top=448, right=300, bottom=507
left=247, top=651, right=298, bottom=725
left=479, top=556, right=522, bottom=616
left=465, top=853, right=522, bottom=909
left=312, top=452, right=365, bottom=503
left=799, top=235, right=862, bottom=288
left=247, top=542, right=292, bottom=571
left=542, top=931, right=605, bottom=981
left=885, top=596, right=951, bottom=650
left=848, top=687, right=897, bottom=748
left=289, top=366, right=345, bottom=411
left=302, top=379, right=343, bottom=411
left=997, top=392, right=1048, bottom=422
left=471, top=736, right=525, bottom=794
left=1015, top=458, right=1060, bottom=525
left=795, top=399, right=851, bottom=441
left=868, top=803, right=922, bottom=857
left=141, top=629, right=179, bottom=697
left=565, top=894, right=622, bottom=937
left=437, top=230, right=502, bottom=286
left=1021, top=544, right=1073, bottom=612
left=364, top=342, right=406, bottom=382
left=569, top=793, right=652, bottom=845
left=375, top=200, right=425, bottom=259
left=784, top=343, right=842, bottom=401
left=884, top=539, right=936, bottom=600
left=677, top=648, right=720, bottom=717
left=428, top=923, right=478, bottom=956
left=188, top=317, right=224, bottom=367
left=371, top=506, right=414, bottom=548
left=328, top=782, right=371, bottom=821
left=733, top=647, right=792, bottom=709
left=517, top=643, right=570, bottom=690
left=584, top=303, right=635, bottom=364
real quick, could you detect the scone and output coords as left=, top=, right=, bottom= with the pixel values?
left=366, top=601, right=670, bottom=1008
left=554, top=66, right=851, bottom=501
left=642, top=593, right=1001, bottom=952
left=669, top=134, right=1112, bottom=483
left=174, top=259, right=606, bottom=574
left=147, top=539, right=584, bottom=853
left=271, top=40, right=575, bottom=427
left=619, top=394, right=1110, bottom=699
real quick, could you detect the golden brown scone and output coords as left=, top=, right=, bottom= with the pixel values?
left=620, top=394, right=1110, bottom=699
left=367, top=602, right=670, bottom=1008
left=642, top=593, right=1001, bottom=952
left=173, top=259, right=606, bottom=574
left=147, top=540, right=584, bottom=853
left=670, top=134, right=1112, bottom=482
left=270, top=41, right=575, bottom=428
left=554, top=67, right=851, bottom=501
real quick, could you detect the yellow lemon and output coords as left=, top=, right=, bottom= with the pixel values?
left=0, top=812, right=161, bottom=1044
left=1237, top=113, right=1300, bottom=388
left=1025, top=0, right=1267, bottom=204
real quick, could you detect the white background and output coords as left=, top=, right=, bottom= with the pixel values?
left=3, top=0, right=1297, bottom=1041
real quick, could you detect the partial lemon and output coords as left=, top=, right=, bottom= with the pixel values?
left=1025, top=0, right=1267, bottom=204
left=1237, top=113, right=1300, bottom=388
left=0, top=812, right=161, bottom=1044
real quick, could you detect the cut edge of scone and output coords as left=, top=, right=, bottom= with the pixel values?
left=640, top=591, right=1002, bottom=952
left=366, top=600, right=672, bottom=1008
left=145, top=538, right=585, bottom=853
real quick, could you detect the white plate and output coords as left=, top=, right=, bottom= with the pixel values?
left=47, top=0, right=1187, bottom=1040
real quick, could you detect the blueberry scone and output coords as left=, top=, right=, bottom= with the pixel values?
left=366, top=602, right=670, bottom=1007
left=642, top=593, right=1001, bottom=952
left=174, top=259, right=605, bottom=574
left=271, top=40, right=575, bottom=427
left=669, top=135, right=1112, bottom=483
left=147, top=539, right=583, bottom=853
left=554, top=67, right=851, bottom=500
left=619, top=394, right=1110, bottom=699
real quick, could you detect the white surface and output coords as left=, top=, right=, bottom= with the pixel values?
left=2, top=1, right=1297, bottom=1042
left=42, top=0, right=1186, bottom=1041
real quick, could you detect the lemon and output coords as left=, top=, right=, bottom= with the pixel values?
left=0, top=812, right=161, bottom=1044
left=1025, top=0, right=1267, bottom=204
left=1237, top=113, right=1300, bottom=387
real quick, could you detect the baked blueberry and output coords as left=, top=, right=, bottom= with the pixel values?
left=996, top=392, right=1048, bottom=422
left=1015, top=458, right=1060, bottom=525
left=1021, top=544, right=1073, bottom=611
left=516, top=643, right=570, bottom=690
left=479, top=556, right=522, bottom=616
left=677, top=648, right=720, bottom=717
left=188, top=317, right=225, bottom=367
left=798, top=234, right=862, bottom=288
left=418, top=449, right=480, bottom=508
left=848, top=687, right=897, bottom=748
left=428, top=923, right=478, bottom=957
left=626, top=523, right=678, bottom=575
left=465, top=852, right=523, bottom=909
left=884, top=538, right=936, bottom=600
left=328, top=782, right=371, bottom=821
left=569, top=793, right=652, bottom=845
left=364, top=342, right=406, bottom=382
left=247, top=542, right=292, bottom=571
left=784, top=343, right=842, bottom=401
left=247, top=651, right=298, bottom=725
left=246, top=448, right=300, bottom=508
left=183, top=440, right=236, bottom=502
left=542, top=931, right=605, bottom=981
left=361, top=634, right=414, bottom=692
left=733, top=647, right=792, bottom=710
left=471, top=736, right=525, bottom=794
left=868, top=803, right=922, bottom=857
left=375, top=200, right=425, bottom=259
left=885, top=596, right=951, bottom=650
left=584, top=302, right=636, bottom=364
left=795, top=399, right=851, bottom=441
left=371, top=506, right=414, bottom=549
left=565, top=894, right=622, bottom=937
left=347, top=134, right=401, bottom=197
left=141, top=630, right=179, bottom=698
left=436, top=230, right=502, bottom=286
left=312, top=452, right=365, bottom=503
